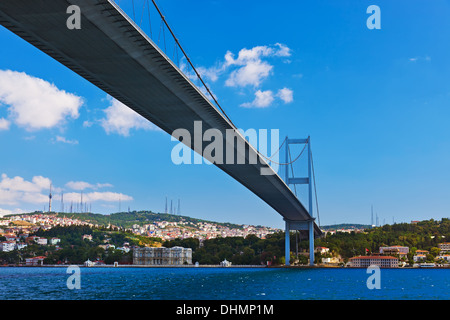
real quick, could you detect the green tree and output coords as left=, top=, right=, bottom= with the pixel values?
left=430, top=247, right=441, bottom=257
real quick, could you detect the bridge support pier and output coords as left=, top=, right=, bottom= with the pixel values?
left=284, top=218, right=315, bottom=266
left=283, top=136, right=316, bottom=266
left=285, top=220, right=290, bottom=266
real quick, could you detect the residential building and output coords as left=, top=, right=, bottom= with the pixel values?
left=349, top=255, right=398, bottom=268
left=220, top=259, right=232, bottom=267
left=84, top=259, right=105, bottom=266
left=84, top=259, right=95, bottom=267
left=15, top=243, right=27, bottom=250
left=5, top=235, right=17, bottom=241
left=438, top=243, right=450, bottom=252
left=436, top=254, right=450, bottom=262
left=25, top=236, right=39, bottom=244
left=0, top=241, right=16, bottom=252
left=316, top=247, right=330, bottom=254
left=379, top=246, right=409, bottom=257
left=35, top=237, right=47, bottom=245
left=117, top=246, right=130, bottom=253
left=49, top=238, right=60, bottom=245
left=82, top=234, right=93, bottom=241
left=25, top=256, right=46, bottom=266
left=321, top=256, right=340, bottom=264
left=98, top=244, right=115, bottom=250
left=414, top=254, right=427, bottom=262
left=133, top=246, right=192, bottom=265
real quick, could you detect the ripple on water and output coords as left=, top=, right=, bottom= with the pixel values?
left=0, top=267, right=449, bottom=300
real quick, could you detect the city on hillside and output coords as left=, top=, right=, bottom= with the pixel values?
left=1, top=212, right=449, bottom=268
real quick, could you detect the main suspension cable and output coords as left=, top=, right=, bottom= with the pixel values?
left=259, top=137, right=309, bottom=166
left=311, top=149, right=321, bottom=227
left=287, top=144, right=297, bottom=196
left=150, top=0, right=237, bottom=130
left=127, top=1, right=309, bottom=170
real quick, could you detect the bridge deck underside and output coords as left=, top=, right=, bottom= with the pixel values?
left=0, top=0, right=321, bottom=236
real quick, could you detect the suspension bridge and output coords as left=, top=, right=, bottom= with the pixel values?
left=0, top=0, right=322, bottom=266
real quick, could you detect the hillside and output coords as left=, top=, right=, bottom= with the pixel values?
left=316, top=218, right=450, bottom=260
left=6, top=210, right=245, bottom=230
left=320, top=223, right=371, bottom=230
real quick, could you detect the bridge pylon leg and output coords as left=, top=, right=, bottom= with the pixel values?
left=283, top=136, right=317, bottom=267
left=309, top=219, right=315, bottom=266
left=285, top=220, right=290, bottom=266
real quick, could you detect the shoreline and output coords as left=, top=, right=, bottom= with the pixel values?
left=1, top=264, right=449, bottom=269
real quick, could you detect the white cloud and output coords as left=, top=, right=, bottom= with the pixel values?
left=409, top=56, right=431, bottom=62
left=65, top=181, right=94, bottom=191
left=0, top=207, right=27, bottom=217
left=0, top=70, right=83, bottom=131
left=0, top=174, right=51, bottom=193
left=65, top=181, right=113, bottom=191
left=277, top=88, right=294, bottom=104
left=177, top=44, right=294, bottom=109
left=82, top=120, right=93, bottom=128
left=224, top=46, right=278, bottom=67
left=0, top=173, right=51, bottom=206
left=241, top=88, right=293, bottom=108
left=190, top=44, right=292, bottom=89
left=223, top=45, right=289, bottom=88
left=63, top=191, right=133, bottom=203
left=179, top=60, right=199, bottom=82
left=96, top=183, right=114, bottom=189
left=225, top=60, right=273, bottom=88
left=179, top=61, right=218, bottom=102
left=240, top=90, right=274, bottom=108
left=273, top=43, right=292, bottom=57
left=55, top=135, right=79, bottom=145
left=100, top=97, right=160, bottom=136
left=197, top=65, right=221, bottom=82
left=0, top=173, right=131, bottom=210
left=0, top=118, right=10, bottom=130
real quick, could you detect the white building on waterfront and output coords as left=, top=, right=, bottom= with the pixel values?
left=133, top=246, right=192, bottom=265
left=349, top=255, right=398, bottom=268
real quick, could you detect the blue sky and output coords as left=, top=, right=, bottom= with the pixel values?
left=1, top=0, right=450, bottom=228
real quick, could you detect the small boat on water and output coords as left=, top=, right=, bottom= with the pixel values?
left=420, top=263, right=436, bottom=268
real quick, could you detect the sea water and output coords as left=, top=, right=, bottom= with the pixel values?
left=0, top=267, right=448, bottom=300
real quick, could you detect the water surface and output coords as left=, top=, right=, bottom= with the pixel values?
left=0, top=267, right=448, bottom=300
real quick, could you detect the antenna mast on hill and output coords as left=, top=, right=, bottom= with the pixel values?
left=165, top=196, right=168, bottom=213
left=371, top=205, right=374, bottom=227
left=48, top=184, right=52, bottom=213
left=60, top=192, right=64, bottom=213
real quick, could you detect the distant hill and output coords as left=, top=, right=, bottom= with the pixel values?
left=320, top=223, right=372, bottom=231
left=316, top=218, right=450, bottom=260
left=7, top=210, right=245, bottom=230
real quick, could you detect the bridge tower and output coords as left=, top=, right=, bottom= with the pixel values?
left=283, top=136, right=315, bottom=266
